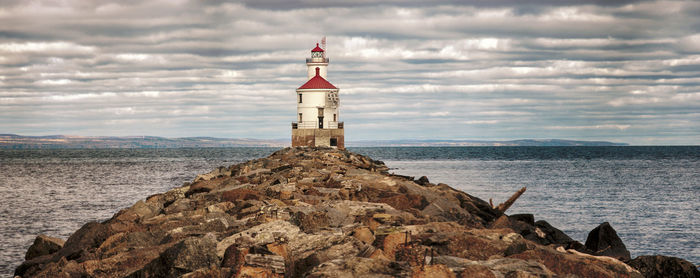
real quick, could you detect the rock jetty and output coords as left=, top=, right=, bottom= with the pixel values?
left=15, top=147, right=699, bottom=277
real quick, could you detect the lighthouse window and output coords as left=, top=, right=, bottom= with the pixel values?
left=298, top=94, right=302, bottom=103
left=299, top=113, right=302, bottom=122
left=333, top=114, right=337, bottom=121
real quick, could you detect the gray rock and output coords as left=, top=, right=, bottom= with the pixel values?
left=432, top=256, right=554, bottom=277
left=584, top=222, right=630, bottom=261
left=307, top=257, right=409, bottom=277
left=245, top=253, right=285, bottom=274
left=628, top=255, right=700, bottom=278
left=526, top=220, right=575, bottom=246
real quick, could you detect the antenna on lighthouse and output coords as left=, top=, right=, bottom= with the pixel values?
left=321, top=36, right=326, bottom=57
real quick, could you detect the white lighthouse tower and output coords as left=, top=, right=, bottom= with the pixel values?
left=291, top=43, right=344, bottom=148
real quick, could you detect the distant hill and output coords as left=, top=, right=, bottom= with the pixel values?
left=0, top=134, right=288, bottom=148
left=0, top=135, right=628, bottom=148
left=345, top=139, right=629, bottom=147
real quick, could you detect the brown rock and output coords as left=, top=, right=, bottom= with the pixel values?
left=223, top=188, right=262, bottom=202
left=130, top=234, right=219, bottom=277
left=509, top=245, right=642, bottom=277
left=292, top=211, right=330, bottom=233
left=237, top=265, right=282, bottom=278
left=59, top=221, right=115, bottom=261
left=245, top=253, right=286, bottom=274
left=395, top=244, right=424, bottom=267
left=185, top=180, right=219, bottom=197
left=338, top=188, right=350, bottom=200
left=490, top=215, right=512, bottom=229
left=412, top=264, right=455, bottom=278
left=379, top=194, right=429, bottom=211
left=266, top=242, right=289, bottom=259
left=181, top=266, right=228, bottom=278
left=306, top=257, right=410, bottom=277
left=352, top=227, right=375, bottom=245
left=443, top=232, right=509, bottom=260
left=279, top=190, right=293, bottom=200
left=222, top=245, right=249, bottom=270
left=628, top=255, right=700, bottom=278
left=25, top=234, right=65, bottom=260
left=457, top=265, right=497, bottom=278
left=382, top=232, right=411, bottom=259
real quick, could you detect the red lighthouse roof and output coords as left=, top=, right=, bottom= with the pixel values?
left=311, top=43, right=324, bottom=52
left=298, top=67, right=337, bottom=90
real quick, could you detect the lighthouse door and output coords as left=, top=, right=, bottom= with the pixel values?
left=318, top=108, right=324, bottom=129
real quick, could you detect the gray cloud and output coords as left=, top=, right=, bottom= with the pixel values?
left=0, top=0, right=698, bottom=144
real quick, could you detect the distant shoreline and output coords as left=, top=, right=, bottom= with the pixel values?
left=0, top=134, right=631, bottom=149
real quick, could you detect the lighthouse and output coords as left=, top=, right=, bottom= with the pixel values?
left=291, top=43, right=344, bottom=149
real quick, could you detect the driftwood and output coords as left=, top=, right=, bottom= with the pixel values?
left=494, top=187, right=526, bottom=213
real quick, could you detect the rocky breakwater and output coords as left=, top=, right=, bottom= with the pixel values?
left=15, top=147, right=699, bottom=277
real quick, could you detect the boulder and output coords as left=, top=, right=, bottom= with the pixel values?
left=222, top=245, right=248, bottom=269
left=222, top=188, right=262, bottom=201
left=25, top=234, right=65, bottom=260
left=457, top=264, right=497, bottom=278
left=352, top=227, right=375, bottom=245
left=411, top=264, right=454, bottom=277
left=416, top=176, right=430, bottom=186
left=380, top=232, right=411, bottom=260
left=130, top=233, right=219, bottom=277
left=245, top=253, right=285, bottom=274
left=509, top=244, right=643, bottom=278
left=307, top=257, right=410, bottom=277
left=490, top=215, right=511, bottom=229
left=59, top=221, right=115, bottom=261
left=584, top=222, right=630, bottom=261
left=509, top=214, right=535, bottom=226
left=432, top=256, right=554, bottom=277
left=185, top=180, right=218, bottom=197
left=627, top=255, right=700, bottom=278
left=292, top=211, right=330, bottom=233
left=524, top=220, right=575, bottom=247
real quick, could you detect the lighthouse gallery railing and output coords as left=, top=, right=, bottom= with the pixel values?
left=306, top=58, right=330, bottom=63
left=292, top=121, right=343, bottom=129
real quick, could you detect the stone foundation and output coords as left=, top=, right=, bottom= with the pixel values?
left=292, top=128, right=344, bottom=149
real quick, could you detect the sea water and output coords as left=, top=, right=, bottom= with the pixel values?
left=0, top=146, right=697, bottom=276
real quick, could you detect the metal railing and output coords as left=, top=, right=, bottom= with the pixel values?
left=328, top=121, right=343, bottom=129
left=292, top=121, right=343, bottom=129
left=306, top=58, right=329, bottom=63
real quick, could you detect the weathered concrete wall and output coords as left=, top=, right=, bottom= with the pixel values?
left=292, top=128, right=344, bottom=149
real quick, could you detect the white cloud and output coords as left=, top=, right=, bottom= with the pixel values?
left=539, top=7, right=614, bottom=22
left=545, top=124, right=632, bottom=131
left=115, top=53, right=151, bottom=61
left=37, top=79, right=73, bottom=85
left=678, top=35, right=700, bottom=52
left=0, top=42, right=95, bottom=54
left=0, top=0, right=697, bottom=144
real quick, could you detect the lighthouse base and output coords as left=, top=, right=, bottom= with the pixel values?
left=292, top=128, right=344, bottom=149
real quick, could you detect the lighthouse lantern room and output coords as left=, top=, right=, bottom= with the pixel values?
left=292, top=43, right=344, bottom=149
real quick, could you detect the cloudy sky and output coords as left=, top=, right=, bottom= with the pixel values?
left=1, top=0, right=699, bottom=145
